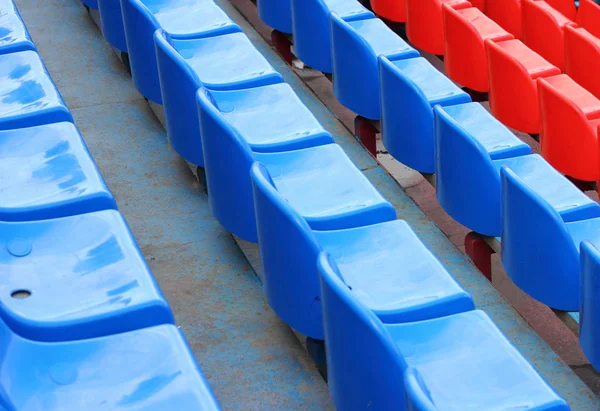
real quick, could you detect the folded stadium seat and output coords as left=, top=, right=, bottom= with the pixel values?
left=546, top=0, right=577, bottom=19
left=80, top=0, right=98, bottom=8
left=443, top=5, right=514, bottom=92
left=379, top=56, right=471, bottom=173
left=565, top=26, right=600, bottom=100
left=0, top=1, right=36, bottom=55
left=580, top=241, right=600, bottom=372
left=0, top=51, right=72, bottom=129
left=154, top=30, right=288, bottom=167
left=257, top=0, right=293, bottom=33
left=486, top=39, right=561, bottom=133
left=435, top=103, right=600, bottom=236
left=522, top=0, right=575, bottom=71
left=0, top=323, right=222, bottom=410
left=330, top=14, right=420, bottom=120
left=290, top=0, right=373, bottom=73
left=0, top=122, right=117, bottom=221
left=97, top=0, right=128, bottom=52
left=501, top=166, right=600, bottom=311
left=250, top=163, right=474, bottom=339
left=577, top=0, right=600, bottom=39
left=197, top=90, right=391, bottom=243
left=538, top=74, right=600, bottom=181
left=371, top=0, right=406, bottom=22
left=405, top=0, right=472, bottom=55
left=121, top=0, right=241, bottom=104
left=318, top=252, right=570, bottom=411
left=0, top=210, right=175, bottom=342
left=485, top=0, right=522, bottom=38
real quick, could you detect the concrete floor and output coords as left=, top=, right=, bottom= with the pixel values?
left=14, top=0, right=600, bottom=408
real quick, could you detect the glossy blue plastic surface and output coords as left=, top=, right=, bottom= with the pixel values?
left=331, top=14, right=419, bottom=119
left=318, top=252, right=569, bottom=410
left=0, top=50, right=72, bottom=129
left=380, top=56, right=470, bottom=173
left=0, top=122, right=117, bottom=221
left=198, top=89, right=338, bottom=242
left=97, top=0, right=127, bottom=52
left=436, top=103, right=600, bottom=236
left=155, top=30, right=283, bottom=166
left=80, top=0, right=99, bottom=9
left=580, top=241, right=600, bottom=372
left=0, top=2, right=36, bottom=55
left=257, top=0, right=293, bottom=33
left=0, top=323, right=222, bottom=410
left=290, top=0, right=373, bottom=73
left=0, top=210, right=174, bottom=342
left=500, top=166, right=599, bottom=311
left=253, top=163, right=431, bottom=338
left=121, top=0, right=241, bottom=103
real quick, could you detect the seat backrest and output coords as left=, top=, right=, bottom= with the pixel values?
left=500, top=166, right=580, bottom=310
left=434, top=104, right=507, bottom=233
left=580, top=240, right=600, bottom=372
left=196, top=89, right=258, bottom=241
left=154, top=29, right=206, bottom=166
left=371, top=0, right=407, bottom=22
left=565, top=25, right=600, bottom=100
left=379, top=56, right=438, bottom=173
left=485, top=0, right=522, bottom=38
left=546, top=0, right=577, bottom=19
left=249, top=162, right=324, bottom=338
left=577, top=0, right=600, bottom=39
left=538, top=75, right=600, bottom=180
left=317, top=251, right=407, bottom=410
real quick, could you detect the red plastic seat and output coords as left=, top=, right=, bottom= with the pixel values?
left=405, top=0, right=472, bottom=55
left=485, top=0, right=522, bottom=38
left=565, top=25, right=600, bottom=100
left=545, top=0, right=577, bottom=20
left=577, top=0, right=600, bottom=39
left=522, top=0, right=575, bottom=70
left=486, top=39, right=561, bottom=133
left=538, top=74, right=600, bottom=181
left=443, top=6, right=513, bottom=91
left=372, top=0, right=407, bottom=22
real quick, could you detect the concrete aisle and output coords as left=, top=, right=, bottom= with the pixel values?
left=14, top=0, right=333, bottom=409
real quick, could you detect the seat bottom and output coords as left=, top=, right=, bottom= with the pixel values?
left=390, top=310, right=568, bottom=410
left=257, top=144, right=397, bottom=231
left=315, top=219, right=474, bottom=323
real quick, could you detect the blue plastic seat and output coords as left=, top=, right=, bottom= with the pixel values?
left=251, top=162, right=472, bottom=339
left=0, top=50, right=72, bottom=129
left=155, top=29, right=285, bottom=166
left=97, top=0, right=128, bottom=52
left=0, top=323, right=222, bottom=410
left=436, top=103, right=600, bottom=237
left=501, top=166, right=600, bottom=311
left=0, top=1, right=36, bottom=55
left=0, top=122, right=117, bottom=221
left=199, top=89, right=375, bottom=242
left=121, top=0, right=241, bottom=103
left=379, top=56, right=471, bottom=173
left=0, top=210, right=174, bottom=342
left=257, top=0, right=293, bottom=33
left=331, top=14, right=419, bottom=119
left=580, top=241, right=600, bottom=372
left=290, top=0, right=373, bottom=73
left=318, top=252, right=569, bottom=411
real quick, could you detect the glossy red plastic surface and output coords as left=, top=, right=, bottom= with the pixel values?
left=486, top=39, right=560, bottom=133
left=372, top=0, right=407, bottom=22
left=406, top=0, right=471, bottom=55
left=565, top=26, right=600, bottom=100
left=444, top=5, right=513, bottom=91
left=485, top=0, right=522, bottom=38
left=577, top=0, right=600, bottom=39
left=539, top=75, right=600, bottom=181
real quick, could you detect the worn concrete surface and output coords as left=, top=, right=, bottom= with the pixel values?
left=14, top=0, right=333, bottom=409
